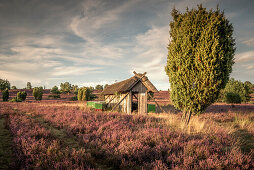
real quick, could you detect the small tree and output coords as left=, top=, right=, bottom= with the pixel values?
left=2, top=89, right=9, bottom=101
left=165, top=5, right=235, bottom=125
left=33, top=87, right=43, bottom=101
left=0, top=79, right=10, bottom=90
left=225, top=92, right=241, bottom=104
left=95, top=85, right=103, bottom=90
left=17, top=91, right=27, bottom=101
left=60, top=82, right=71, bottom=93
left=11, top=86, right=17, bottom=89
left=50, top=86, right=60, bottom=94
left=223, top=78, right=251, bottom=103
left=104, top=84, right=109, bottom=89
left=78, top=87, right=91, bottom=101
left=27, top=82, right=32, bottom=89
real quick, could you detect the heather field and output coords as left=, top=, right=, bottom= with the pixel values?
left=0, top=101, right=253, bottom=169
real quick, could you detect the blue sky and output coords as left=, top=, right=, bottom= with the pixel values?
left=0, top=0, right=253, bottom=90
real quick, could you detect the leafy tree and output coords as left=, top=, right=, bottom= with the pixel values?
left=26, top=82, right=32, bottom=89
left=11, top=86, right=17, bottom=89
left=95, top=85, right=103, bottom=90
left=165, top=5, right=235, bottom=125
left=244, top=81, right=253, bottom=95
left=60, top=82, right=72, bottom=93
left=104, top=84, right=109, bottom=89
left=78, top=87, right=91, bottom=101
left=72, top=85, right=79, bottom=95
left=17, top=91, right=27, bottom=101
left=0, top=79, right=10, bottom=90
left=50, top=86, right=60, bottom=94
left=2, top=89, right=9, bottom=101
left=223, top=78, right=251, bottom=103
left=33, top=87, right=43, bottom=101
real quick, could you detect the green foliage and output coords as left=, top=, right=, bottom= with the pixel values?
left=26, top=82, right=32, bottom=89
left=48, top=94, right=60, bottom=99
left=78, top=87, right=91, bottom=101
left=95, top=85, right=103, bottom=90
left=223, top=78, right=251, bottom=103
left=72, top=85, right=79, bottom=95
left=9, top=97, right=22, bottom=102
left=225, top=92, right=241, bottom=104
left=104, top=84, right=109, bottom=89
left=17, top=91, right=27, bottom=101
left=165, top=5, right=235, bottom=120
left=11, top=86, right=17, bottom=89
left=60, top=82, right=71, bottom=93
left=0, top=79, right=10, bottom=91
left=244, top=81, right=253, bottom=95
left=33, top=87, right=43, bottom=101
left=2, top=89, right=9, bottom=101
left=50, top=86, right=60, bottom=94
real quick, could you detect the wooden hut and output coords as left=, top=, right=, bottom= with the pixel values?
left=102, top=71, right=158, bottom=114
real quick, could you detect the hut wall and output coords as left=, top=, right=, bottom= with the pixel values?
left=105, top=92, right=132, bottom=113
left=131, top=81, right=147, bottom=93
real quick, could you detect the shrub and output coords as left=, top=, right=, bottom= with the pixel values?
left=50, top=86, right=60, bottom=94
left=9, top=97, right=22, bottom=102
left=11, top=86, right=17, bottom=89
left=165, top=5, right=235, bottom=125
left=225, top=92, right=241, bottom=104
left=48, top=94, right=60, bottom=99
left=17, top=91, right=27, bottom=101
left=223, top=78, right=251, bottom=103
left=2, top=89, right=9, bottom=101
left=33, top=87, right=43, bottom=101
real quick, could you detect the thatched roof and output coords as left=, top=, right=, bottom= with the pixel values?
left=102, top=72, right=158, bottom=95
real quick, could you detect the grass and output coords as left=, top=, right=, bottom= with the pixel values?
left=0, top=115, right=15, bottom=169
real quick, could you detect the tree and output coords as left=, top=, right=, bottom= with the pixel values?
left=50, top=86, right=60, bottom=94
left=223, top=78, right=251, bottom=103
left=27, top=82, right=32, bottom=89
left=104, top=84, right=109, bottom=89
left=11, top=86, right=17, bottom=89
left=2, top=89, right=9, bottom=101
left=95, top=84, right=103, bottom=90
left=165, top=5, right=235, bottom=125
left=77, top=87, right=91, bottom=101
left=33, top=87, right=43, bottom=101
left=0, top=79, right=10, bottom=90
left=60, top=82, right=71, bottom=93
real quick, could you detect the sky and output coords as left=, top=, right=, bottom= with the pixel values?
left=0, top=0, right=254, bottom=90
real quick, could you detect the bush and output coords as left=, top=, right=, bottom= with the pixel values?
left=33, top=87, right=43, bottom=101
left=60, top=82, right=71, bottom=93
left=50, top=86, right=60, bottom=94
left=223, top=78, right=251, bottom=103
left=17, top=91, right=27, bottom=101
left=70, top=96, right=78, bottom=101
left=9, top=97, right=22, bottom=102
left=48, top=94, right=60, bottom=99
left=225, top=92, right=241, bottom=104
left=2, top=89, right=9, bottom=101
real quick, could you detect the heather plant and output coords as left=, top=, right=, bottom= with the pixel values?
left=17, top=91, right=27, bottom=101
left=165, top=5, right=235, bottom=125
left=33, top=87, right=43, bottom=101
left=2, top=89, right=9, bottom=101
left=9, top=102, right=253, bottom=169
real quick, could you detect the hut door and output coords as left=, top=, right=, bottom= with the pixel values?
left=138, top=92, right=147, bottom=114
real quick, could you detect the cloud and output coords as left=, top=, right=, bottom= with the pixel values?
left=235, top=51, right=254, bottom=63
left=242, top=38, right=254, bottom=47
left=51, top=66, right=101, bottom=76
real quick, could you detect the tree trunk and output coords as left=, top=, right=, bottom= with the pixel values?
left=185, top=110, right=192, bottom=125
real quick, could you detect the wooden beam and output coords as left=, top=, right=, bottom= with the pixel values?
left=105, top=95, right=117, bottom=107
left=133, top=93, right=138, bottom=100
left=111, top=92, right=130, bottom=111
left=148, top=93, right=166, bottom=113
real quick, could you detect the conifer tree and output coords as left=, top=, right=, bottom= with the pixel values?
left=165, top=5, right=235, bottom=125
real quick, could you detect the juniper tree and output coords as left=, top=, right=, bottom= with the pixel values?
left=165, top=5, right=235, bottom=125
